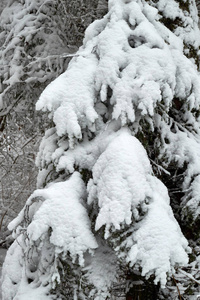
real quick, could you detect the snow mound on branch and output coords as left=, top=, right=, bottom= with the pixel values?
left=36, top=55, right=99, bottom=147
left=2, top=234, right=54, bottom=299
left=9, top=172, right=97, bottom=266
left=3, top=173, right=98, bottom=299
left=88, top=129, right=189, bottom=286
left=55, top=120, right=121, bottom=173
left=155, top=0, right=200, bottom=47
left=1, top=237, right=24, bottom=300
left=88, top=128, right=151, bottom=233
left=124, top=177, right=189, bottom=287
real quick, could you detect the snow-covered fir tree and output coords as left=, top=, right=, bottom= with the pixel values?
left=2, top=0, right=200, bottom=299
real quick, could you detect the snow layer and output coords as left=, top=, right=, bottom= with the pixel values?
left=1, top=235, right=28, bottom=300
left=2, top=238, right=52, bottom=300
left=124, top=177, right=189, bottom=286
left=3, top=173, right=97, bottom=299
left=88, top=129, right=189, bottom=286
left=36, top=55, right=99, bottom=147
left=88, top=128, right=152, bottom=233
left=9, top=172, right=97, bottom=265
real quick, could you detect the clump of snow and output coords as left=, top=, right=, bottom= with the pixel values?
left=11, top=172, right=97, bottom=265
left=27, top=173, right=97, bottom=265
left=9, top=283, right=53, bottom=300
left=3, top=173, right=97, bottom=299
left=124, top=177, right=189, bottom=287
left=88, top=128, right=152, bottom=234
left=36, top=55, right=99, bottom=147
left=152, top=0, right=200, bottom=48
left=37, top=0, right=200, bottom=139
left=88, top=129, right=189, bottom=286
left=2, top=238, right=53, bottom=299
left=157, top=119, right=200, bottom=191
left=1, top=235, right=25, bottom=300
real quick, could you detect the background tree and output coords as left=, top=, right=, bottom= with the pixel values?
left=1, top=0, right=200, bottom=299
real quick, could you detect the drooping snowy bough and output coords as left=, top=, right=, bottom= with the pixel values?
left=2, top=0, right=200, bottom=299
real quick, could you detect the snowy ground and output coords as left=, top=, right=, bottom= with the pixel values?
left=0, top=248, right=7, bottom=300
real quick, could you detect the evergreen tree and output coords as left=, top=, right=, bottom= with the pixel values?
left=2, top=0, right=200, bottom=299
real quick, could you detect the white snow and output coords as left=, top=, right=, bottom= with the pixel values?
left=124, top=177, right=189, bottom=287
left=1, top=237, right=24, bottom=300
left=27, top=173, right=97, bottom=265
left=0, top=0, right=73, bottom=107
left=36, top=55, right=99, bottom=147
left=2, top=0, right=200, bottom=298
left=3, top=173, right=97, bottom=299
left=10, top=172, right=97, bottom=265
left=88, top=129, right=189, bottom=286
left=36, top=0, right=200, bottom=141
left=88, top=128, right=152, bottom=233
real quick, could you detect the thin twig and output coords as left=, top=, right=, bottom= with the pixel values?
left=150, top=159, right=171, bottom=175
left=0, top=210, right=8, bottom=232
left=172, top=274, right=182, bottom=300
left=21, top=134, right=37, bottom=149
left=0, top=92, right=23, bottom=117
left=179, top=269, right=200, bottom=286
